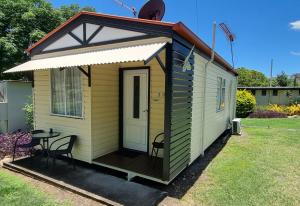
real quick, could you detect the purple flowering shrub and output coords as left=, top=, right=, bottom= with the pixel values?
left=0, top=132, right=31, bottom=160
left=249, top=110, right=288, bottom=118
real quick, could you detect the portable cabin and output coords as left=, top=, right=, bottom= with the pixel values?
left=0, top=80, right=32, bottom=133
left=4, top=12, right=238, bottom=184
left=238, top=86, right=300, bottom=105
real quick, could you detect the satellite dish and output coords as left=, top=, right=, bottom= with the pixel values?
left=138, top=0, right=165, bottom=21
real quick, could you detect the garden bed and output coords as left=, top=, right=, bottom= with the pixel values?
left=0, top=132, right=31, bottom=160
left=249, top=104, right=300, bottom=118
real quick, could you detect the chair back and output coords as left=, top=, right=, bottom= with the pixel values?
left=153, top=132, right=165, bottom=143
left=67, top=135, right=77, bottom=152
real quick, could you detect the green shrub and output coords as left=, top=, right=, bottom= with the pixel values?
left=236, top=90, right=256, bottom=117
left=23, top=97, right=33, bottom=130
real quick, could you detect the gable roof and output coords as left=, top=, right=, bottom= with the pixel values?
left=27, top=11, right=237, bottom=76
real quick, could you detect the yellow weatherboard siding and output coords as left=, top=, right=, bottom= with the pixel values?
left=34, top=56, right=166, bottom=163
left=91, top=51, right=165, bottom=159
left=91, top=64, right=119, bottom=158
left=33, top=69, right=92, bottom=162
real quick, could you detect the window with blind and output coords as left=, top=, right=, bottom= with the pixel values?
left=51, top=68, right=83, bottom=118
left=216, top=77, right=226, bottom=111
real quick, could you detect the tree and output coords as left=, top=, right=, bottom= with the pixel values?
left=236, top=90, right=256, bottom=117
left=273, top=71, right=290, bottom=87
left=0, top=0, right=95, bottom=80
left=236, top=67, right=269, bottom=87
left=291, top=73, right=300, bottom=86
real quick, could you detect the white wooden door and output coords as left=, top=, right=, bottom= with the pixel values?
left=123, top=69, right=149, bottom=152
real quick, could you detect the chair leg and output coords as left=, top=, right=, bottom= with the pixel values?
left=46, top=151, right=50, bottom=168
left=66, top=153, right=70, bottom=165
left=70, top=153, right=75, bottom=169
left=151, top=147, right=155, bottom=160
left=153, top=148, right=159, bottom=167
left=52, top=155, right=56, bottom=167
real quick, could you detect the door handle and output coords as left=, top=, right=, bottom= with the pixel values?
left=143, top=109, right=148, bottom=113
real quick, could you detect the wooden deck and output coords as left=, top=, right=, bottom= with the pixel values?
left=93, top=151, right=163, bottom=180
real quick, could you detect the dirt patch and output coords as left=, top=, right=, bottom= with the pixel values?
left=0, top=167, right=105, bottom=206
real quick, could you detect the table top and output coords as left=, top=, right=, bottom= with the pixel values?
left=32, top=132, right=61, bottom=139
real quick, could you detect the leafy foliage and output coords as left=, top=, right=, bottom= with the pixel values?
left=273, top=71, right=290, bottom=86
left=286, top=104, right=300, bottom=116
left=0, top=0, right=95, bottom=80
left=23, top=99, right=33, bottom=130
left=0, top=132, right=31, bottom=159
left=236, top=90, right=256, bottom=117
left=267, top=104, right=285, bottom=113
left=236, top=67, right=269, bottom=87
left=266, top=104, right=300, bottom=116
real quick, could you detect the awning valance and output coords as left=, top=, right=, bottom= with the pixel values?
left=4, top=42, right=166, bottom=73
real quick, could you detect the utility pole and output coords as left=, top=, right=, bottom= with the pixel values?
left=268, top=59, right=273, bottom=104
left=270, top=59, right=273, bottom=87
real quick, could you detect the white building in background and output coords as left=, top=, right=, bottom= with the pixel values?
left=238, top=86, right=300, bottom=105
left=0, top=80, right=32, bottom=133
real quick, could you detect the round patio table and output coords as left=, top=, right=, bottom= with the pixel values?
left=32, top=132, right=60, bottom=150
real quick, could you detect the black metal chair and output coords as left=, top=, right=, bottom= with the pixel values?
left=47, top=135, right=77, bottom=168
left=151, top=132, right=164, bottom=164
left=12, top=130, right=45, bottom=162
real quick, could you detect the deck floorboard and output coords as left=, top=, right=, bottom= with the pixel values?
left=93, top=151, right=163, bottom=179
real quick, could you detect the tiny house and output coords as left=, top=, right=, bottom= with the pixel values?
left=0, top=80, right=32, bottom=133
left=5, top=12, right=237, bottom=184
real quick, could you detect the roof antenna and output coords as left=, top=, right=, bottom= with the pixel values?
left=219, top=23, right=236, bottom=68
left=112, top=0, right=137, bottom=17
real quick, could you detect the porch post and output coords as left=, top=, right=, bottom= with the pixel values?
left=163, top=43, right=173, bottom=181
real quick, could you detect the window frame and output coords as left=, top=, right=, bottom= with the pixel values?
left=272, top=90, right=278, bottom=96
left=0, top=85, right=6, bottom=103
left=216, top=77, right=226, bottom=112
left=50, top=68, right=84, bottom=119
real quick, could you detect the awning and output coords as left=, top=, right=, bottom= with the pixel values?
left=4, top=42, right=166, bottom=73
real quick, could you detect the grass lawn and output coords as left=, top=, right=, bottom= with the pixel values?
left=0, top=169, right=69, bottom=206
left=182, top=118, right=300, bottom=206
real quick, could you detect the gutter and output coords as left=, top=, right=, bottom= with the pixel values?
left=172, top=22, right=237, bottom=76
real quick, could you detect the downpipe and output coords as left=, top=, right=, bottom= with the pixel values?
left=200, top=22, right=216, bottom=156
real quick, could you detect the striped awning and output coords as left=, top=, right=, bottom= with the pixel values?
left=4, top=42, right=166, bottom=73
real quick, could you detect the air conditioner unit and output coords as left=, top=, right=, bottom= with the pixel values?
left=232, top=118, right=242, bottom=135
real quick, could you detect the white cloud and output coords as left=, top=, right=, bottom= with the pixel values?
left=290, top=20, right=300, bottom=30
left=290, top=51, right=300, bottom=56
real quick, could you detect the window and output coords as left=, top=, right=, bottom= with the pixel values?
left=0, top=84, right=6, bottom=103
left=133, top=76, right=140, bottom=119
left=216, top=77, right=226, bottom=111
left=262, top=90, right=267, bottom=96
left=51, top=68, right=82, bottom=117
left=251, top=90, right=256, bottom=96
left=273, top=90, right=278, bottom=96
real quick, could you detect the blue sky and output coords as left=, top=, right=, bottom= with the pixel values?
left=50, top=0, right=300, bottom=76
